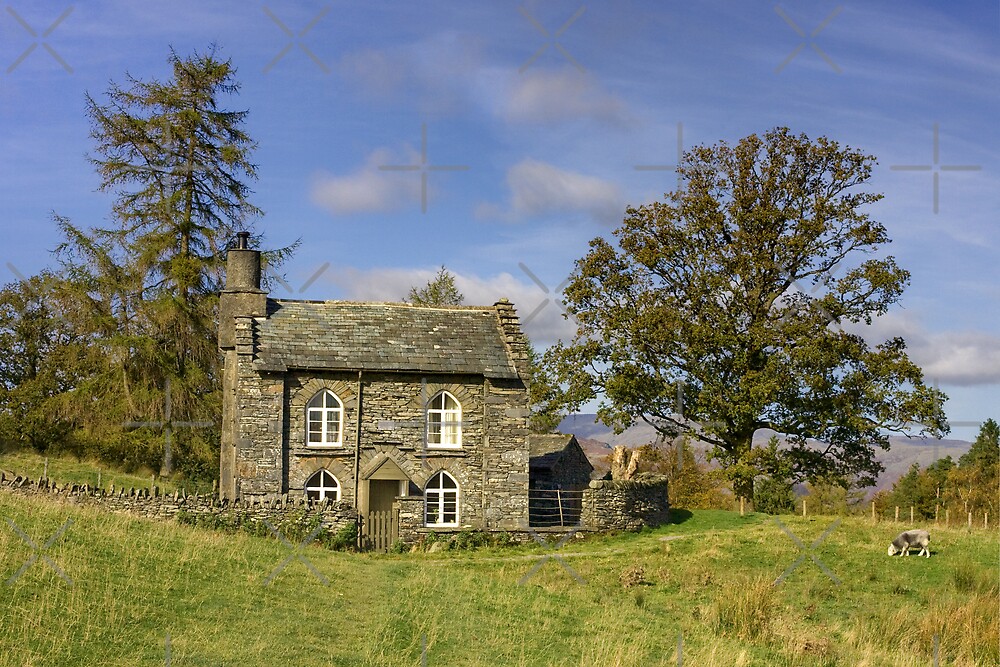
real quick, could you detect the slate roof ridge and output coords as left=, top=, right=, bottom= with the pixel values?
left=528, top=433, right=577, bottom=457
left=268, top=297, right=504, bottom=313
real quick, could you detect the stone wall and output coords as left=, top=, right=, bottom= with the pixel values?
left=227, top=356, right=532, bottom=530
left=2, top=470, right=668, bottom=546
left=231, top=316, right=286, bottom=498
left=396, top=496, right=425, bottom=541
left=581, top=476, right=670, bottom=531
left=481, top=378, right=531, bottom=529
left=0, top=473, right=358, bottom=535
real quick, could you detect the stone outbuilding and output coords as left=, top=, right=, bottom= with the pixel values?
left=528, top=434, right=594, bottom=491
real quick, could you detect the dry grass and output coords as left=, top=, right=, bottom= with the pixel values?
left=709, top=575, right=777, bottom=641
left=1, top=491, right=997, bottom=666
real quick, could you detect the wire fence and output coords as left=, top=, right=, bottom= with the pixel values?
left=731, top=494, right=997, bottom=530
left=527, top=489, right=584, bottom=528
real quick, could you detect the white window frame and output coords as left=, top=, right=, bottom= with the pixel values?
left=305, top=469, right=341, bottom=502
left=424, top=471, right=459, bottom=527
left=426, top=391, right=462, bottom=448
left=306, top=389, right=344, bottom=447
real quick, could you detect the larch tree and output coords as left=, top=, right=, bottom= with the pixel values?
left=55, top=46, right=269, bottom=476
left=407, top=266, right=464, bottom=306
left=545, top=128, right=947, bottom=499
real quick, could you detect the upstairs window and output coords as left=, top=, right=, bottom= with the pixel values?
left=307, top=389, right=343, bottom=447
left=427, top=391, right=461, bottom=448
left=425, top=471, right=459, bottom=527
left=305, top=469, right=341, bottom=501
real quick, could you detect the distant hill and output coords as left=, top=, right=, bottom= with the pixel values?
left=558, top=414, right=972, bottom=493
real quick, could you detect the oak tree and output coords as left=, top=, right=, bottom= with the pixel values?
left=546, top=128, right=946, bottom=498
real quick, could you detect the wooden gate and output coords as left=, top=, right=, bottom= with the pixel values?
left=363, top=509, right=399, bottom=552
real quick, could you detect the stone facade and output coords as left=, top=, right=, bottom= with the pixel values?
left=218, top=236, right=532, bottom=533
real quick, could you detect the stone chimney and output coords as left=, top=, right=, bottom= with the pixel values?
left=494, top=298, right=530, bottom=380
left=218, top=231, right=267, bottom=350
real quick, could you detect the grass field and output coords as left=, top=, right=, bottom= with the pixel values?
left=1, top=474, right=997, bottom=665
left=0, top=449, right=215, bottom=495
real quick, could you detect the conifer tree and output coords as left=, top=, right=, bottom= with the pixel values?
left=55, top=46, right=266, bottom=476
left=407, top=266, right=464, bottom=306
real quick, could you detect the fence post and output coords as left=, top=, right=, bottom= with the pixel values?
left=871, top=501, right=876, bottom=522
left=740, top=496, right=745, bottom=516
left=802, top=499, right=806, bottom=517
left=557, top=489, right=565, bottom=527
left=97, top=470, right=102, bottom=490
left=968, top=512, right=972, bottom=529
left=910, top=506, right=914, bottom=523
left=895, top=506, right=899, bottom=522
left=44, top=457, right=49, bottom=482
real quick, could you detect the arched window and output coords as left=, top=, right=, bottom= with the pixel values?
left=427, top=391, right=461, bottom=447
left=425, top=471, right=459, bottom=527
left=305, top=470, right=341, bottom=501
left=307, top=389, right=343, bottom=446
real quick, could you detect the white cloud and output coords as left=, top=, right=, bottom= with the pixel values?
left=309, top=148, right=422, bottom=215
left=477, top=159, right=624, bottom=224
left=852, top=312, right=1000, bottom=386
left=495, top=69, right=629, bottom=124
left=337, top=34, right=485, bottom=114
left=339, top=41, right=631, bottom=124
left=330, top=266, right=577, bottom=346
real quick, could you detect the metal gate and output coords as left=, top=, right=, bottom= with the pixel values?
left=363, top=509, right=399, bottom=552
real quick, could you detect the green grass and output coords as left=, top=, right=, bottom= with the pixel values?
left=0, top=449, right=214, bottom=495
left=0, top=456, right=996, bottom=666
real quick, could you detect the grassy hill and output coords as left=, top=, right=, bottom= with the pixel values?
left=2, top=481, right=996, bottom=666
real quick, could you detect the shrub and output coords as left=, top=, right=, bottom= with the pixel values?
left=450, top=529, right=490, bottom=551
left=325, top=522, right=358, bottom=552
left=754, top=476, right=795, bottom=514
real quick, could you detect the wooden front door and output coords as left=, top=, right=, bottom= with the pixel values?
left=368, top=479, right=400, bottom=513
left=364, top=479, right=403, bottom=552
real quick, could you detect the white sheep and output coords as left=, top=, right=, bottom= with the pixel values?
left=887, top=529, right=931, bottom=558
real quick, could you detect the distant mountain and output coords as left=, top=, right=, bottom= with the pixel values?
left=558, top=414, right=972, bottom=493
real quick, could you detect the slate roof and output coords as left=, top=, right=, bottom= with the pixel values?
left=528, top=434, right=579, bottom=469
left=253, top=299, right=520, bottom=379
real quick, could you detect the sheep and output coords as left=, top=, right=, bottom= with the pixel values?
left=887, top=529, right=931, bottom=558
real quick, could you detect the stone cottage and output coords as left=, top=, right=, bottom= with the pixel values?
left=217, top=233, right=668, bottom=544
left=218, top=233, right=537, bottom=532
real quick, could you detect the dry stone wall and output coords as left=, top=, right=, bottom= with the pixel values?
left=0, top=473, right=358, bottom=535
left=1, top=471, right=668, bottom=545
left=581, top=477, right=670, bottom=531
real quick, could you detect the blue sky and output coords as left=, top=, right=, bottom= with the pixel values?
left=1, top=0, right=997, bottom=438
